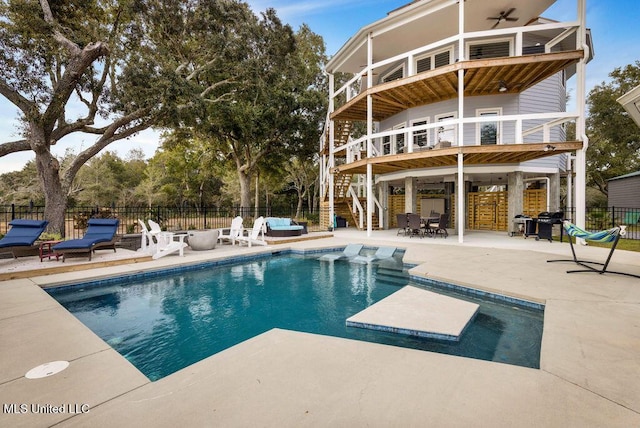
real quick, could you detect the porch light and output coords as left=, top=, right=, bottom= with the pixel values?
left=498, top=81, right=508, bottom=92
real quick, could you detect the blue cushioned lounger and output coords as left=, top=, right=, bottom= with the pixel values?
left=0, top=219, right=48, bottom=258
left=53, top=219, right=119, bottom=261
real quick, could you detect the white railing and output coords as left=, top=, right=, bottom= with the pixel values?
left=348, top=186, right=364, bottom=230
left=331, top=112, right=578, bottom=161
left=332, top=21, right=581, bottom=105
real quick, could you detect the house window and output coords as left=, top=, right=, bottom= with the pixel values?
left=435, top=112, right=457, bottom=146
left=393, top=123, right=406, bottom=154
left=415, top=47, right=453, bottom=74
left=476, top=108, right=502, bottom=145
left=382, top=133, right=392, bottom=155
left=411, top=118, right=430, bottom=150
left=382, top=64, right=404, bottom=83
left=467, top=38, right=512, bottom=60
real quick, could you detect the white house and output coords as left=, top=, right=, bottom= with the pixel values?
left=320, top=0, right=593, bottom=242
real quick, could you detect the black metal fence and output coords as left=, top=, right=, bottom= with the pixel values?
left=2, top=204, right=639, bottom=240
left=561, top=206, right=640, bottom=240
left=0, top=204, right=325, bottom=239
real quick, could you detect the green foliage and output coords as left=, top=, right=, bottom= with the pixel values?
left=38, top=232, right=62, bottom=242
left=586, top=61, right=640, bottom=196
left=73, top=207, right=115, bottom=230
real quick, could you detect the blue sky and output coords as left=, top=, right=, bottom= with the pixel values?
left=0, top=0, right=638, bottom=173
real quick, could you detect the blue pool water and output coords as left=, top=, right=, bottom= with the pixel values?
left=48, top=253, right=543, bottom=381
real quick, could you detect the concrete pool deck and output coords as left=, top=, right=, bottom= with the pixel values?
left=1, top=229, right=639, bottom=426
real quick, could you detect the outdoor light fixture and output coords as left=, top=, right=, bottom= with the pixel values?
left=543, top=144, right=556, bottom=152
left=498, top=81, right=508, bottom=92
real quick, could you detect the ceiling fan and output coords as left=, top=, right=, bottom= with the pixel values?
left=487, top=8, right=518, bottom=29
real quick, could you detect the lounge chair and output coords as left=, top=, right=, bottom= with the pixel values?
left=218, top=216, right=244, bottom=246
left=0, top=219, right=48, bottom=258
left=319, top=243, right=363, bottom=261
left=547, top=220, right=640, bottom=278
left=351, top=246, right=396, bottom=264
left=53, top=219, right=119, bottom=261
left=236, top=216, right=267, bottom=247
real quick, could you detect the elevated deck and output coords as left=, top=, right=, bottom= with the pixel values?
left=332, top=141, right=583, bottom=175
left=331, top=51, right=584, bottom=122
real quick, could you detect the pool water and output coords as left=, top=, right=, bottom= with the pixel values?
left=48, top=253, right=543, bottom=381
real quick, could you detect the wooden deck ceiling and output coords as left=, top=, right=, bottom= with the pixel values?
left=331, top=141, right=584, bottom=175
left=331, top=50, right=584, bottom=122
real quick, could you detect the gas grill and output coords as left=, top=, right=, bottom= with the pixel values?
left=535, top=211, right=564, bottom=242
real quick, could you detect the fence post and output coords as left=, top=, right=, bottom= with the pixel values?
left=203, top=205, right=207, bottom=229
left=611, top=206, right=615, bottom=229
left=11, top=203, right=15, bottom=220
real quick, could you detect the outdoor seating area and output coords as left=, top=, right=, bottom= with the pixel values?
left=398, top=212, right=449, bottom=239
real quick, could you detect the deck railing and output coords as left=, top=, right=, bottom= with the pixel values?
left=0, top=205, right=325, bottom=239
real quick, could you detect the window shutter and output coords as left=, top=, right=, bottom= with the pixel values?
left=417, top=57, right=431, bottom=73
left=469, top=41, right=510, bottom=59
left=434, top=51, right=450, bottom=68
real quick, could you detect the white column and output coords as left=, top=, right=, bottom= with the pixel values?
left=456, top=0, right=465, bottom=243
left=366, top=32, right=374, bottom=237
left=328, top=74, right=335, bottom=230
left=575, top=0, right=588, bottom=232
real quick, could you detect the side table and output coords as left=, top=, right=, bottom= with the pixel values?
left=39, top=240, right=62, bottom=262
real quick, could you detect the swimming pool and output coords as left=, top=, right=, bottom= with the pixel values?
left=48, top=251, right=543, bottom=381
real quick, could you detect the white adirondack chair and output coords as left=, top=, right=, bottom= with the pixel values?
left=218, top=216, right=244, bottom=246
left=237, top=216, right=267, bottom=247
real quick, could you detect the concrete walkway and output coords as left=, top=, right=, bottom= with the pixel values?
left=0, top=229, right=639, bottom=427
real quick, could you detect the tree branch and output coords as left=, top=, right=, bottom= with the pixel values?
left=62, top=108, right=154, bottom=187
left=0, top=139, right=32, bottom=157
left=39, top=0, right=81, bottom=55
left=0, top=77, right=36, bottom=115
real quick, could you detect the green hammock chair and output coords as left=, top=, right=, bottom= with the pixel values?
left=547, top=221, right=639, bottom=279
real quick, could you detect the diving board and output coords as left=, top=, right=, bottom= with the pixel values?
left=346, top=286, right=479, bottom=341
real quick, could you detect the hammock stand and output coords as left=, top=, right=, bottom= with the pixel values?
left=547, top=221, right=640, bottom=279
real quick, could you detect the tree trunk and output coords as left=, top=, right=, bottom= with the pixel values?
left=31, top=126, right=67, bottom=236
left=238, top=169, right=252, bottom=217
left=296, top=189, right=303, bottom=219
left=254, top=174, right=259, bottom=215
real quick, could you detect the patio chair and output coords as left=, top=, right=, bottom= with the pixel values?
left=407, top=213, right=424, bottom=238
left=319, top=243, right=364, bottom=261
left=218, top=216, right=244, bottom=246
left=351, top=246, right=396, bottom=264
left=0, top=219, right=48, bottom=258
left=428, top=213, right=449, bottom=238
left=237, top=216, right=267, bottom=247
left=152, top=231, right=188, bottom=259
left=396, top=213, right=409, bottom=236
left=547, top=220, right=640, bottom=278
left=138, top=219, right=158, bottom=254
left=53, top=218, right=119, bottom=261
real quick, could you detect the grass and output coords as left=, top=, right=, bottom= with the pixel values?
left=553, top=236, right=640, bottom=252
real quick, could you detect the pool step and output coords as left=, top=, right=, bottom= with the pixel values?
left=376, top=267, right=410, bottom=286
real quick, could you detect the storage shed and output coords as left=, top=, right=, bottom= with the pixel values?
left=608, top=171, right=640, bottom=209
